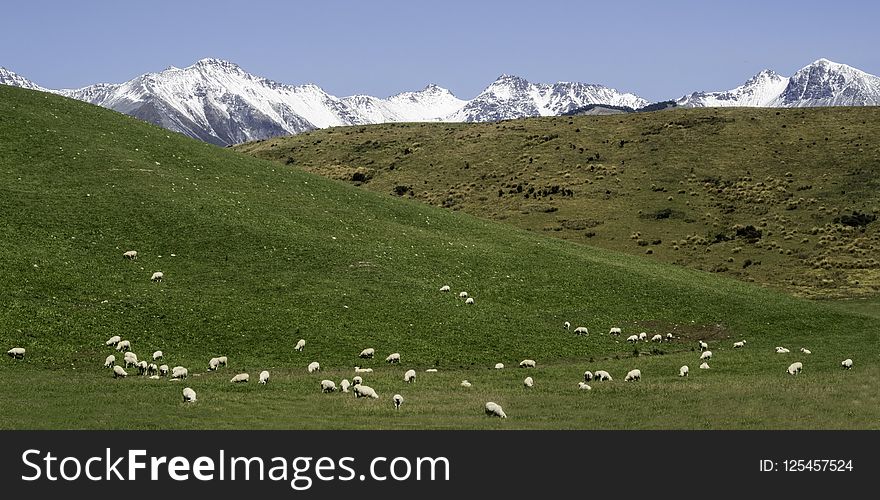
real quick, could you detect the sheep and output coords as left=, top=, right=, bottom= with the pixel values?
left=105, top=335, right=121, bottom=347
left=123, top=352, right=138, bottom=368
left=460, top=380, right=472, bottom=388
left=259, top=370, right=270, bottom=384
left=638, top=332, right=647, bottom=341
left=679, top=365, right=689, bottom=377
left=352, top=376, right=363, bottom=386
left=699, top=362, right=710, bottom=370
left=354, top=366, right=373, bottom=373
left=786, top=362, right=803, bottom=375
left=494, top=363, right=504, bottom=369
left=626, top=335, right=639, bottom=344
left=113, top=365, right=128, bottom=378
left=182, top=387, right=196, bottom=402
left=651, top=334, right=662, bottom=342
left=137, top=360, right=148, bottom=375
left=609, top=327, right=622, bottom=336
left=230, top=373, right=250, bottom=383
left=150, top=271, right=164, bottom=282
left=699, top=341, right=708, bottom=351
left=321, top=380, right=337, bottom=392
left=841, top=358, right=853, bottom=370
left=440, top=285, right=450, bottom=292
left=147, top=363, right=158, bottom=376
left=159, top=364, right=169, bottom=376
left=385, top=353, right=400, bottom=364
left=666, top=333, right=673, bottom=341
left=295, top=339, right=306, bottom=351
left=393, top=394, right=403, bottom=409
left=152, top=350, right=163, bottom=361
left=624, top=369, right=642, bottom=382
left=307, top=361, right=320, bottom=373
left=700, top=350, right=712, bottom=361
left=340, top=379, right=351, bottom=393
left=425, top=368, right=438, bottom=373
left=171, top=366, right=188, bottom=379
left=594, top=370, right=612, bottom=381
left=459, top=291, right=468, bottom=299
left=519, top=359, right=536, bottom=368
left=208, top=357, right=221, bottom=371
left=574, top=326, right=588, bottom=335
left=485, top=402, right=507, bottom=418
left=523, top=376, right=534, bottom=388
left=359, top=348, right=375, bottom=359
left=149, top=375, right=161, bottom=380
left=465, top=297, right=475, bottom=305
left=563, top=321, right=571, bottom=330
left=800, top=348, right=811, bottom=355
left=116, top=340, right=131, bottom=352
left=404, top=369, right=416, bottom=383
left=775, top=346, right=790, bottom=354
left=104, top=355, right=116, bottom=368
left=218, top=356, right=228, bottom=367
left=578, top=382, right=592, bottom=390
left=353, top=384, right=379, bottom=399
left=123, top=250, right=138, bottom=260
left=583, top=370, right=593, bottom=382
left=734, top=341, right=746, bottom=348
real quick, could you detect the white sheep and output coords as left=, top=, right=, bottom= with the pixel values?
left=295, top=339, right=306, bottom=351
left=182, top=387, right=197, bottom=402
left=147, top=363, right=158, bottom=376
left=152, top=350, right=163, bottom=361
left=150, top=271, right=164, bottom=282
left=800, top=348, right=811, bottom=355
left=460, top=380, right=472, bottom=388
left=519, top=359, right=536, bottom=368
left=104, top=355, right=116, bottom=368
left=775, top=346, right=790, bottom=354
left=523, top=376, right=534, bottom=388
left=494, top=363, right=504, bottom=369
left=459, top=291, right=468, bottom=299
left=624, top=369, right=642, bottom=382
left=700, top=350, right=712, bottom=361
left=699, top=362, right=710, bottom=370
left=307, top=361, right=320, bottom=373
left=841, top=358, right=853, bottom=370
left=354, top=384, right=379, bottom=399
left=208, top=358, right=220, bottom=371
left=583, top=370, right=593, bottom=382
left=105, top=335, right=121, bottom=347
left=787, top=362, right=803, bottom=375
left=594, top=370, right=612, bottom=381
left=123, top=352, right=138, bottom=368
left=359, top=348, right=375, bottom=359
left=230, top=373, right=250, bottom=383
left=698, top=341, right=708, bottom=351
left=485, top=402, right=507, bottom=418
left=385, top=353, right=400, bottom=364
left=171, top=366, right=188, bottom=379
left=352, top=376, right=363, bottom=386
left=321, top=379, right=337, bottom=392
left=679, top=365, right=689, bottom=377
left=113, top=365, right=128, bottom=378
left=393, top=394, right=403, bottom=409
left=626, top=335, right=639, bottom=344
left=440, top=285, right=450, bottom=292
left=639, top=332, right=647, bottom=341
left=425, top=368, right=438, bottom=373
left=340, top=379, right=351, bottom=393
left=218, top=356, right=228, bottom=367
left=563, top=321, right=571, bottom=330
left=465, top=297, right=475, bottom=305
left=666, top=333, right=673, bottom=341
left=136, top=360, right=148, bottom=375
left=609, top=327, right=622, bottom=336
left=578, top=382, right=592, bottom=390
left=149, top=375, right=161, bottom=380
left=123, top=250, right=138, bottom=260
left=574, top=326, right=589, bottom=335
left=734, top=341, right=746, bottom=348
left=259, top=370, right=270, bottom=384
left=651, top=334, right=662, bottom=342
left=354, top=366, right=373, bottom=373
left=159, top=364, right=169, bottom=376
left=404, top=369, right=416, bottom=383
left=116, top=340, right=131, bottom=352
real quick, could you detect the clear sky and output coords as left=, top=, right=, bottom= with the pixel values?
left=2, top=0, right=878, bottom=101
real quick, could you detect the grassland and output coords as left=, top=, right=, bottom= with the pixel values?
left=0, top=86, right=877, bottom=429
left=236, top=108, right=880, bottom=300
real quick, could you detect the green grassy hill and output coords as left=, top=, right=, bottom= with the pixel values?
left=235, top=108, right=880, bottom=300
left=1, top=86, right=877, bottom=429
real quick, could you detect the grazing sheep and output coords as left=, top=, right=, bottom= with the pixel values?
left=113, top=365, right=128, bottom=378
left=230, top=373, right=250, bottom=383
left=563, top=321, right=571, bottom=330
left=259, top=370, right=270, bottom=384
left=494, top=363, right=504, bottom=369
left=666, top=333, right=673, bottom=341
left=583, top=370, right=593, bottom=382
left=208, top=358, right=220, bottom=371
left=104, top=355, right=116, bottom=368
left=574, top=326, right=588, bottom=335
left=123, top=250, right=138, bottom=260
left=340, top=379, right=351, bottom=393
left=651, top=334, right=662, bottom=342
left=519, top=359, right=536, bottom=368
left=460, top=380, right=472, bottom=388
left=321, top=380, right=337, bottom=393
left=359, top=348, right=375, bottom=359
left=404, top=369, right=417, bottom=383
left=459, top=291, right=468, bottom=299
left=841, top=358, right=853, bottom=370
left=354, top=366, right=373, bottom=373
left=594, top=370, right=612, bottom=382
left=116, top=340, right=131, bottom=352
left=734, top=341, right=746, bottom=348
left=485, top=402, right=507, bottom=418
left=150, top=271, right=164, bottom=282
left=307, top=362, right=320, bottom=373
left=626, top=335, right=639, bottom=344
left=800, top=348, right=811, bottom=355
left=440, top=285, right=450, bottom=292
left=787, top=362, right=803, bottom=375
left=775, top=346, right=790, bottom=354
left=700, top=351, right=712, bottom=361
left=171, top=366, right=188, bottom=379
left=638, top=332, right=647, bottom=341
left=352, top=376, right=363, bottom=386
left=609, top=327, right=622, bottom=336
left=105, top=335, right=121, bottom=347
left=625, top=369, right=642, bottom=382
left=577, top=382, right=592, bottom=390
left=699, top=341, right=708, bottom=351
left=385, top=353, right=400, bottom=364
left=182, top=387, right=196, bottom=402
left=465, top=297, right=475, bottom=305
left=137, top=360, right=148, bottom=375
left=523, top=376, right=534, bottom=388
left=393, top=394, right=403, bottom=409
left=699, top=362, right=710, bottom=370
left=218, top=356, right=228, bottom=367
left=354, top=385, right=379, bottom=399
left=147, top=363, right=158, bottom=376
left=679, top=365, right=689, bottom=377
left=159, top=364, right=169, bottom=376
left=425, top=368, right=438, bottom=373
left=123, top=352, right=138, bottom=368
left=152, top=350, right=163, bottom=361
left=295, top=339, right=306, bottom=351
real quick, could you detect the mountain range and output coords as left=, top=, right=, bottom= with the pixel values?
left=1, top=58, right=878, bottom=146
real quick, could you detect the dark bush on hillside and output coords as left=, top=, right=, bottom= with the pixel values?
left=833, top=211, right=876, bottom=227
left=393, top=185, right=412, bottom=196
left=736, top=225, right=763, bottom=242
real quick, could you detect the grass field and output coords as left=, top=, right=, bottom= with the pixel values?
left=1, top=86, right=877, bottom=429
left=235, top=108, right=880, bottom=300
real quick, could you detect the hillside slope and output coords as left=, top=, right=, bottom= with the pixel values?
left=0, top=87, right=876, bottom=429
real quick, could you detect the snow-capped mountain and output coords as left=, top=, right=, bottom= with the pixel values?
left=677, top=59, right=880, bottom=108
left=0, top=67, right=47, bottom=91
left=451, top=74, right=648, bottom=122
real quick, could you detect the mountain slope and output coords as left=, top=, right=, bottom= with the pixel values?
left=0, top=67, right=47, bottom=91
left=677, top=69, right=790, bottom=107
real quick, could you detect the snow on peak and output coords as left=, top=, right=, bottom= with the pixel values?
left=0, top=67, right=46, bottom=91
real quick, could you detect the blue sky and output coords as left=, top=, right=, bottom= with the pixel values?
left=2, top=0, right=878, bottom=101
